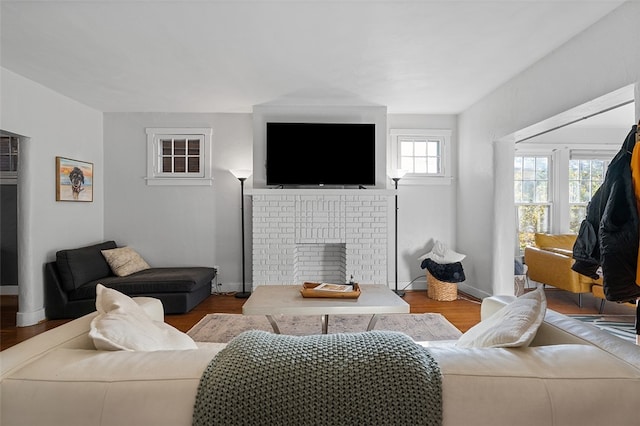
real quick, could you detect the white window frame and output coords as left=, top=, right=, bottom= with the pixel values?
left=389, top=129, right=452, bottom=185
left=513, top=144, right=616, bottom=255
left=145, top=127, right=213, bottom=186
left=514, top=152, right=553, bottom=254
left=0, top=135, right=19, bottom=183
left=567, top=149, right=615, bottom=233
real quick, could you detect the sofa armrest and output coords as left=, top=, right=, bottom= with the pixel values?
left=1, top=345, right=225, bottom=426
left=1, top=297, right=164, bottom=381
left=524, top=246, right=592, bottom=293
left=525, top=246, right=574, bottom=277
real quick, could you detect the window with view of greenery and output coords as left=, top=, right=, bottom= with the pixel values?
left=568, top=158, right=609, bottom=233
left=514, top=148, right=615, bottom=255
left=515, top=155, right=551, bottom=252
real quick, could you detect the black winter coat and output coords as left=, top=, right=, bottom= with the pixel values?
left=572, top=125, right=640, bottom=303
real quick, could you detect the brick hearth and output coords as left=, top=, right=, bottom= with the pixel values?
left=251, top=191, right=391, bottom=288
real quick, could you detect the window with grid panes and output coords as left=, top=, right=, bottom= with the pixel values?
left=400, top=136, right=441, bottom=174
left=1, top=136, right=19, bottom=171
left=568, top=156, right=611, bottom=234
left=389, top=129, right=451, bottom=183
left=0, top=136, right=19, bottom=180
left=514, top=155, right=551, bottom=253
left=159, top=137, right=202, bottom=175
left=146, top=128, right=212, bottom=186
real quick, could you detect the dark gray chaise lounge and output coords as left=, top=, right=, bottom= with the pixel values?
left=45, top=241, right=215, bottom=319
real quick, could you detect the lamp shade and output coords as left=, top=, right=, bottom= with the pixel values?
left=230, top=169, right=252, bottom=180
left=388, top=169, right=407, bottom=180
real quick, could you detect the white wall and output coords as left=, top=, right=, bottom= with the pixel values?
left=252, top=103, right=388, bottom=189
left=387, top=114, right=458, bottom=291
left=0, top=68, right=103, bottom=326
left=103, top=110, right=457, bottom=293
left=458, top=2, right=640, bottom=298
left=103, top=113, right=253, bottom=292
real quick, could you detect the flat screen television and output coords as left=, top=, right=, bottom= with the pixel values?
left=266, top=122, right=376, bottom=187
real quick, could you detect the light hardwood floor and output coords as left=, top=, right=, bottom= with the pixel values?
left=1, top=286, right=634, bottom=352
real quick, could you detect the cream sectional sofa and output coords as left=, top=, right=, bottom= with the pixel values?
left=1, top=296, right=639, bottom=426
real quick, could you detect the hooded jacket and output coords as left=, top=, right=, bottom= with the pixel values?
left=572, top=125, right=640, bottom=303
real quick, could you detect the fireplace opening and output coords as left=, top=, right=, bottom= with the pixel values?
left=294, top=243, right=346, bottom=284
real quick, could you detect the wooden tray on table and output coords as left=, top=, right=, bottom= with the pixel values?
left=300, top=282, right=361, bottom=299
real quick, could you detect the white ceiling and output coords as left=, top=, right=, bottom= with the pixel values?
left=0, top=0, right=628, bottom=114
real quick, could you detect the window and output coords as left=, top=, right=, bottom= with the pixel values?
left=568, top=154, right=612, bottom=233
left=514, top=146, right=617, bottom=254
left=400, top=136, right=440, bottom=174
left=0, top=136, right=19, bottom=181
left=159, top=137, right=203, bottom=175
left=389, top=129, right=452, bottom=184
left=146, top=128, right=212, bottom=186
left=514, top=155, right=551, bottom=252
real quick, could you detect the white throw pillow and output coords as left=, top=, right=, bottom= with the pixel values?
left=455, top=285, right=547, bottom=348
left=418, top=240, right=466, bottom=264
left=101, top=246, right=150, bottom=277
left=89, top=284, right=197, bottom=351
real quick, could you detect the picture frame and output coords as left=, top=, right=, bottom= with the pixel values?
left=55, top=156, right=93, bottom=202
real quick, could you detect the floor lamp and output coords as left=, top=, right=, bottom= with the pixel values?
left=230, top=169, right=252, bottom=298
left=390, top=170, right=407, bottom=297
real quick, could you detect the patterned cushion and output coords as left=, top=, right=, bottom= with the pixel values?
left=101, top=247, right=150, bottom=277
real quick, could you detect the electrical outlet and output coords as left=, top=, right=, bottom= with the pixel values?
left=214, top=265, right=220, bottom=274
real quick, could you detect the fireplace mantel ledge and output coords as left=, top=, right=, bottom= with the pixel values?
left=247, top=188, right=395, bottom=196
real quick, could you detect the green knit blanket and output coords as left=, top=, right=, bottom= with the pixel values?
left=193, top=330, right=442, bottom=426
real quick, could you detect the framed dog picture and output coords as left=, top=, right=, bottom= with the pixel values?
left=56, top=157, right=93, bottom=202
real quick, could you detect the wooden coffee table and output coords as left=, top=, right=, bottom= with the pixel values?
left=242, top=284, right=410, bottom=334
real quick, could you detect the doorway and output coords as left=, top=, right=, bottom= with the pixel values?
left=492, top=84, right=638, bottom=296
left=514, top=100, right=636, bottom=256
left=1, top=133, right=20, bottom=295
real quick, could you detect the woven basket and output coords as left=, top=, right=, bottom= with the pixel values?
left=426, top=271, right=458, bottom=301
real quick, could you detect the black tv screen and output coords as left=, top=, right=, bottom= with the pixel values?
left=266, top=122, right=376, bottom=186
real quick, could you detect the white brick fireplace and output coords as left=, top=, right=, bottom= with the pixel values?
left=251, top=190, right=392, bottom=288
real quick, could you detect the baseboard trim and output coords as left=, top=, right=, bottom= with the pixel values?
left=457, top=282, right=491, bottom=300
left=16, top=307, right=46, bottom=327
left=397, top=281, right=427, bottom=291
left=395, top=279, right=490, bottom=300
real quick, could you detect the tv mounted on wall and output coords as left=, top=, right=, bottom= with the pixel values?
left=266, top=122, right=376, bottom=187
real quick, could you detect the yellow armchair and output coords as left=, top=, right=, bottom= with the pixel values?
left=524, top=233, right=602, bottom=307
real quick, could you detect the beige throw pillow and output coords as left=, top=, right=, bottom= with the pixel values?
left=101, top=246, right=150, bottom=277
left=89, top=284, right=197, bottom=351
left=455, top=285, right=547, bottom=348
